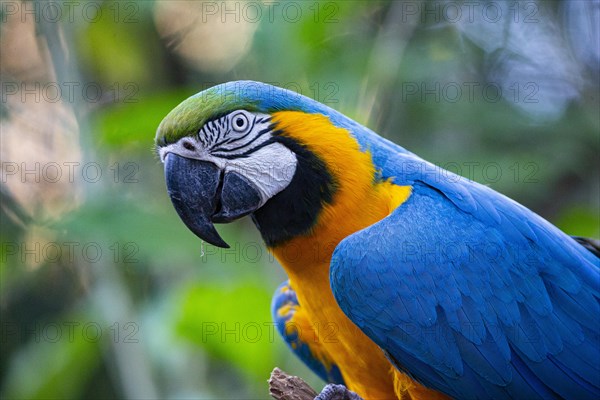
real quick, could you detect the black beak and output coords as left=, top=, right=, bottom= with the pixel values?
left=164, top=153, right=262, bottom=248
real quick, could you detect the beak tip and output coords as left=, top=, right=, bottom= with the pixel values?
left=186, top=222, right=230, bottom=249
left=208, top=236, right=230, bottom=249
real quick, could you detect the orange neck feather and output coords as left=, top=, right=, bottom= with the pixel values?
left=269, top=111, right=411, bottom=276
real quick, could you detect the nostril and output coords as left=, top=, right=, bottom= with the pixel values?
left=183, top=141, right=195, bottom=151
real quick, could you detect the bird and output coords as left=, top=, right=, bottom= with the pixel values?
left=155, top=80, right=600, bottom=400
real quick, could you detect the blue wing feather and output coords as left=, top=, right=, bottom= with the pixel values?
left=271, top=281, right=345, bottom=385
left=330, top=155, right=600, bottom=400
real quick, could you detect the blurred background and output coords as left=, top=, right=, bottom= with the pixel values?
left=1, top=0, right=598, bottom=398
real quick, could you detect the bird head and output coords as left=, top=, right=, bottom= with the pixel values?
left=156, top=80, right=407, bottom=253
left=156, top=81, right=346, bottom=249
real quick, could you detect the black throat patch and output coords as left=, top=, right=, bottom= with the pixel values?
left=251, top=133, right=337, bottom=248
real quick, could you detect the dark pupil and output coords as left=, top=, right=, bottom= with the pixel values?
left=183, top=142, right=195, bottom=151
left=235, top=118, right=244, bottom=127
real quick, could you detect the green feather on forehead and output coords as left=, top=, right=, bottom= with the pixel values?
left=155, top=84, right=262, bottom=146
left=155, top=80, right=336, bottom=147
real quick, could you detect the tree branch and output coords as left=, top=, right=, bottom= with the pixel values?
left=269, top=368, right=318, bottom=400
left=268, top=368, right=364, bottom=400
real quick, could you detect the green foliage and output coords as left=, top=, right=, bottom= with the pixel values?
left=75, top=1, right=158, bottom=85
left=2, top=314, right=101, bottom=400
left=177, top=283, right=275, bottom=385
left=556, top=208, right=600, bottom=239
left=94, top=89, right=195, bottom=148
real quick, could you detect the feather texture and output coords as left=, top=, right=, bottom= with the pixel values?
left=331, top=172, right=600, bottom=399
left=271, top=281, right=345, bottom=385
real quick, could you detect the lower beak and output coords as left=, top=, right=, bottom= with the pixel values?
left=164, top=153, right=262, bottom=248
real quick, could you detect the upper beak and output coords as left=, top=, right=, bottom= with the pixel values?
left=164, top=153, right=262, bottom=248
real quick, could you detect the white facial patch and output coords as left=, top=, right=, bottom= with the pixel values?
left=224, top=143, right=297, bottom=206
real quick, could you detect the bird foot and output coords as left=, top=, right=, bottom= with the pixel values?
left=314, top=384, right=363, bottom=400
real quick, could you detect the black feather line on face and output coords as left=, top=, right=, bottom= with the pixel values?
left=196, top=112, right=230, bottom=147
left=209, top=116, right=257, bottom=151
left=212, top=136, right=277, bottom=159
left=212, top=125, right=270, bottom=154
left=251, top=133, right=337, bottom=247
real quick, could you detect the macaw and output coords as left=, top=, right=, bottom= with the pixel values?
left=155, top=81, right=600, bottom=400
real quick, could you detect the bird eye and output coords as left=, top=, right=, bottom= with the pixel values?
left=231, top=112, right=250, bottom=133
left=182, top=141, right=195, bottom=151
